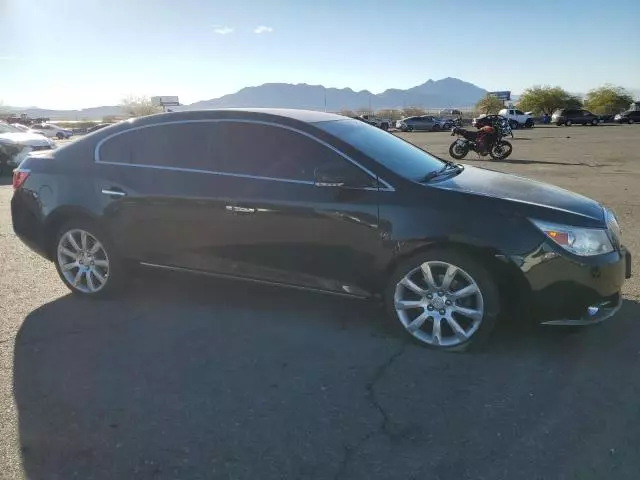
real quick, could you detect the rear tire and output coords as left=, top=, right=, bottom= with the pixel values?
left=385, top=248, right=501, bottom=351
left=432, top=124, right=441, bottom=132
left=53, top=220, right=126, bottom=298
left=449, top=141, right=469, bottom=159
left=56, top=132, right=64, bottom=140
left=565, top=119, right=573, bottom=126
left=629, top=119, right=635, bottom=125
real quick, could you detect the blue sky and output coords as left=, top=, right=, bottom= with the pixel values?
left=1, top=0, right=639, bottom=109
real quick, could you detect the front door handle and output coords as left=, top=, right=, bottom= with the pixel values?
left=225, top=205, right=255, bottom=214
left=101, top=188, right=127, bottom=198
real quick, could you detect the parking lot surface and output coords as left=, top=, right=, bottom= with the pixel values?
left=1, top=125, right=640, bottom=479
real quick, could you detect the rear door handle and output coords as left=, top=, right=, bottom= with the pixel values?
left=101, top=188, right=127, bottom=198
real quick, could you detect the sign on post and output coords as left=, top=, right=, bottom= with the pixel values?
left=488, top=91, right=511, bottom=101
left=151, top=96, right=180, bottom=107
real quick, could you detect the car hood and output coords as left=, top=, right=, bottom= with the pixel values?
left=0, top=132, right=52, bottom=147
left=433, top=165, right=604, bottom=222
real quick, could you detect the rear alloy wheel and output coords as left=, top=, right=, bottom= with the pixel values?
left=386, top=250, right=500, bottom=351
left=565, top=119, right=573, bottom=126
left=54, top=222, right=125, bottom=297
left=629, top=119, right=635, bottom=125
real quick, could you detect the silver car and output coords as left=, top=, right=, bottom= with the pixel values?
left=396, top=115, right=444, bottom=132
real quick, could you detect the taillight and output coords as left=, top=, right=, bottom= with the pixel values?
left=12, top=169, right=30, bottom=190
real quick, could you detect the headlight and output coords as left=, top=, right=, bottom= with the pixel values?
left=614, top=114, right=621, bottom=119
left=531, top=219, right=613, bottom=256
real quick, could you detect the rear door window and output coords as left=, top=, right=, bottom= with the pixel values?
left=99, top=122, right=217, bottom=169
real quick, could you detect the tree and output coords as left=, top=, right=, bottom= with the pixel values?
left=475, top=94, right=504, bottom=114
left=102, top=115, right=117, bottom=123
left=584, top=85, right=634, bottom=114
left=120, top=95, right=161, bottom=117
left=402, top=107, right=426, bottom=117
left=517, top=86, right=581, bottom=115
left=376, top=109, right=403, bottom=121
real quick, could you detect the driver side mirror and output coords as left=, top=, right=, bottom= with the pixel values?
left=314, top=164, right=372, bottom=189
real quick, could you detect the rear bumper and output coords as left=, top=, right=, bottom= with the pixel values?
left=521, top=246, right=631, bottom=326
left=11, top=190, right=50, bottom=260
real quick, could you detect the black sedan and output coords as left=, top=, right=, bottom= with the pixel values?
left=10, top=109, right=631, bottom=351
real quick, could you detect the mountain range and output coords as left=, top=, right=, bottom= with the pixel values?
left=6, top=77, right=488, bottom=120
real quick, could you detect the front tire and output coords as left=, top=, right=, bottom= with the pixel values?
left=56, top=132, right=64, bottom=140
left=432, top=124, right=441, bottom=132
left=591, top=119, right=598, bottom=126
left=449, top=141, right=469, bottom=159
left=565, top=119, right=573, bottom=126
left=385, top=249, right=501, bottom=351
left=489, top=140, right=513, bottom=160
left=54, top=220, right=126, bottom=298
left=629, top=119, right=635, bottom=125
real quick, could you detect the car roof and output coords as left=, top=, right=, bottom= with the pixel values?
left=128, top=108, right=345, bottom=126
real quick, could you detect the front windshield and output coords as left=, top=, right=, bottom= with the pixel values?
left=317, top=119, right=445, bottom=181
left=0, top=123, right=20, bottom=134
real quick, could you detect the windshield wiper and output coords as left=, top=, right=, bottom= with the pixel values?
left=420, top=162, right=463, bottom=182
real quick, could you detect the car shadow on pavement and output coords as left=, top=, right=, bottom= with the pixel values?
left=12, top=272, right=640, bottom=479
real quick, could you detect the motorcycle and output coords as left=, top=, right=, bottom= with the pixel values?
left=448, top=125, right=513, bottom=160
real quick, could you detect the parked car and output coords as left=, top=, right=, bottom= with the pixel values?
left=498, top=108, right=534, bottom=128
left=551, top=109, right=599, bottom=126
left=30, top=123, right=73, bottom=139
left=614, top=110, right=640, bottom=124
left=11, top=109, right=631, bottom=351
left=86, top=123, right=113, bottom=133
left=396, top=115, right=445, bottom=132
left=0, top=122, right=56, bottom=175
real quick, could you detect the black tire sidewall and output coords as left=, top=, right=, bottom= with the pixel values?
left=384, top=248, right=501, bottom=351
left=449, top=142, right=468, bottom=159
left=53, top=220, right=126, bottom=298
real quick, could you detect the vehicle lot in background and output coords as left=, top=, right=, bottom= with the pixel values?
left=396, top=115, right=444, bottom=131
left=1, top=124, right=639, bottom=479
left=552, top=108, right=600, bottom=126
left=29, top=123, right=73, bottom=139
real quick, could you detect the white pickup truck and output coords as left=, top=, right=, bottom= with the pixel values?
left=498, top=108, right=534, bottom=129
left=357, top=114, right=391, bottom=131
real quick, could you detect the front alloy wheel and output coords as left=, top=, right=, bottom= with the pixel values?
left=387, top=251, right=500, bottom=350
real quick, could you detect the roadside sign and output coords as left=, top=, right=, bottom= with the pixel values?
left=151, top=96, right=180, bottom=107
left=488, top=91, right=511, bottom=101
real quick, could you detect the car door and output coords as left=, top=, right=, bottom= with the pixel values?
left=200, top=120, right=384, bottom=296
left=95, top=121, right=241, bottom=273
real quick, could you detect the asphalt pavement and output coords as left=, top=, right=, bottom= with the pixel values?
left=1, top=125, right=640, bottom=479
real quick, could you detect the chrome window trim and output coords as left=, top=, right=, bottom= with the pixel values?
left=94, top=118, right=395, bottom=192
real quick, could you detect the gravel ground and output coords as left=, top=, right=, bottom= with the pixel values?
left=0, top=124, right=639, bottom=479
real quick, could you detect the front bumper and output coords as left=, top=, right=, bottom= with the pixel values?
left=520, top=245, right=631, bottom=326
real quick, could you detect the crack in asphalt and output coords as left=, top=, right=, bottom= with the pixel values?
left=334, top=342, right=407, bottom=480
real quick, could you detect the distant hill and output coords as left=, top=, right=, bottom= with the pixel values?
left=4, top=77, right=488, bottom=120
left=187, top=77, right=487, bottom=111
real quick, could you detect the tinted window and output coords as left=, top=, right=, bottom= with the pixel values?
left=317, top=119, right=445, bottom=181
left=515, top=110, right=524, bottom=115
left=99, top=122, right=217, bottom=169
left=215, top=122, right=363, bottom=182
